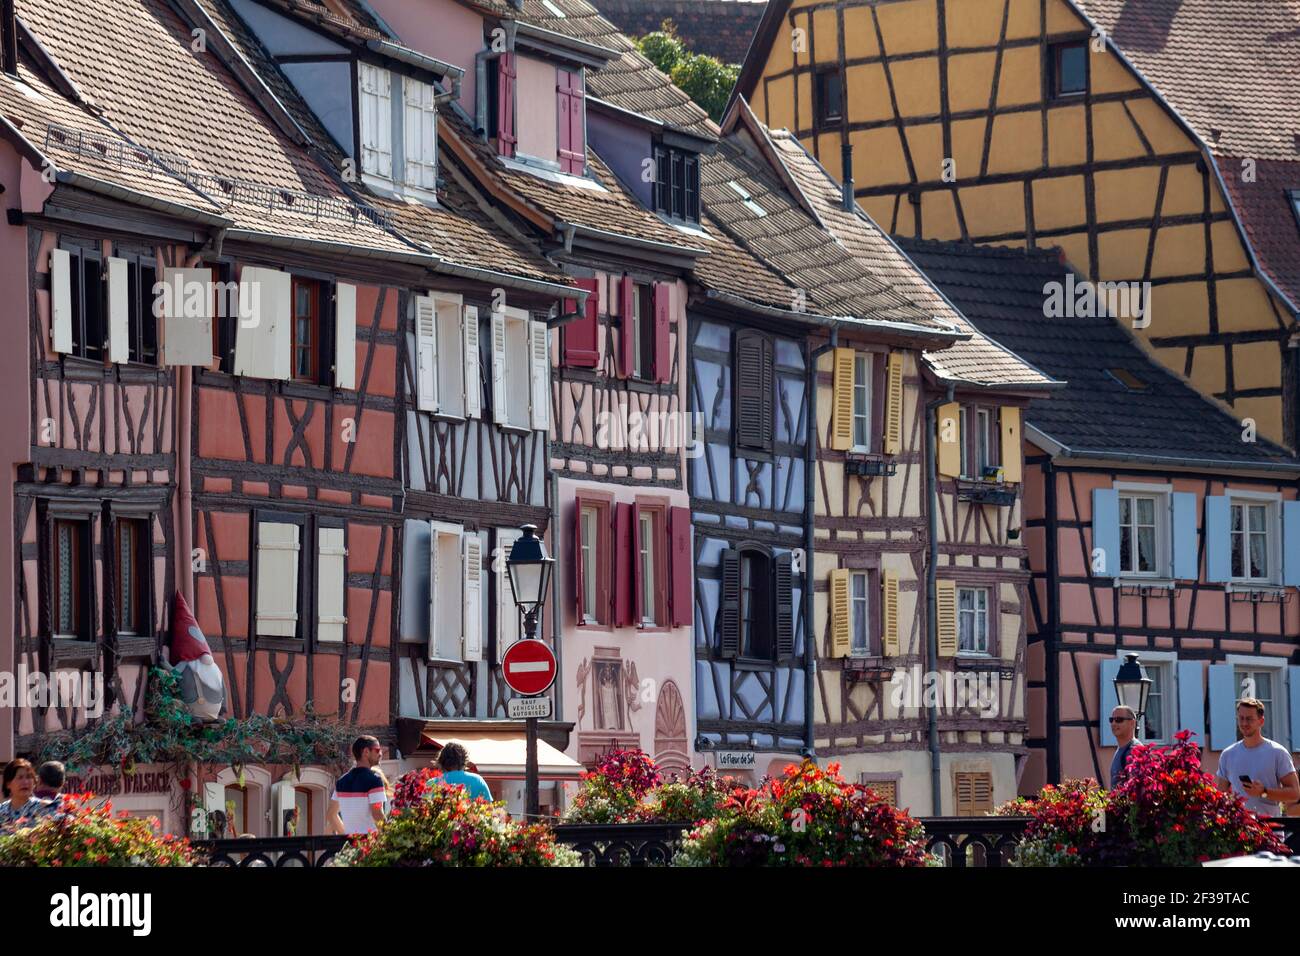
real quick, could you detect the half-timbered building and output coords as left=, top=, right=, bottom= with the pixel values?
left=901, top=238, right=1300, bottom=801
left=733, top=0, right=1300, bottom=451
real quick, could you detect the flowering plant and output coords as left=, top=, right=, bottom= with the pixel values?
left=332, top=785, right=580, bottom=867
left=392, top=767, right=443, bottom=810
left=0, top=795, right=196, bottom=867
left=673, top=761, right=930, bottom=867
left=1011, top=732, right=1289, bottom=866
left=562, top=749, right=663, bottom=824
left=643, top=766, right=733, bottom=824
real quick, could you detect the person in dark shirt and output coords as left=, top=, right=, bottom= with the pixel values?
left=34, top=761, right=65, bottom=806
left=327, top=736, right=388, bottom=835
left=1108, top=705, right=1138, bottom=787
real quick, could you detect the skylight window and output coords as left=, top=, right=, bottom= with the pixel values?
left=1106, top=368, right=1147, bottom=392
left=727, top=180, right=766, bottom=217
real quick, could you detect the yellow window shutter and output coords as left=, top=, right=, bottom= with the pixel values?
left=937, top=401, right=961, bottom=478
left=881, top=570, right=900, bottom=656
left=1000, top=406, right=1022, bottom=484
left=955, top=771, right=993, bottom=816
left=831, top=347, right=855, bottom=451
left=883, top=352, right=904, bottom=455
left=829, top=568, right=851, bottom=658
left=936, top=579, right=958, bottom=658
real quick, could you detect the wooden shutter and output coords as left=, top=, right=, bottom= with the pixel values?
left=556, top=69, right=585, bottom=175
left=403, top=77, right=437, bottom=190
left=954, top=771, right=993, bottom=816
left=937, top=401, right=961, bottom=478
left=429, top=523, right=463, bottom=661
left=529, top=320, right=550, bottom=431
left=462, top=534, right=483, bottom=662
left=1177, top=659, right=1205, bottom=745
left=760, top=336, right=774, bottom=451
left=256, top=521, right=300, bottom=638
left=271, top=780, right=296, bottom=836
left=632, top=501, right=644, bottom=625
left=668, top=506, right=693, bottom=627
left=613, top=503, right=634, bottom=626
left=107, top=256, right=129, bottom=364
left=50, top=249, right=73, bottom=354
left=497, top=53, right=516, bottom=156
left=883, top=352, right=903, bottom=455
left=1091, top=488, right=1120, bottom=578
left=861, top=778, right=897, bottom=806
left=1172, top=492, right=1198, bottom=580
left=1204, top=495, right=1231, bottom=582
left=573, top=501, right=586, bottom=622
left=831, top=347, right=855, bottom=451
left=162, top=267, right=216, bottom=367
left=881, top=570, right=899, bottom=656
left=936, top=579, right=958, bottom=658
left=735, top=331, right=773, bottom=451
left=1207, top=662, right=1236, bottom=751
left=491, top=308, right=508, bottom=424
left=829, top=568, right=851, bottom=658
left=775, top=552, right=794, bottom=659
left=235, top=267, right=291, bottom=380
left=1283, top=500, right=1300, bottom=587
left=359, top=63, right=392, bottom=178
left=463, top=305, right=481, bottom=418
left=563, top=278, right=599, bottom=367
left=719, top=549, right=740, bottom=658
left=335, top=283, right=356, bottom=389
left=999, top=406, right=1022, bottom=483
left=414, top=294, right=437, bottom=411
left=316, top=527, right=347, bottom=643
left=653, top=282, right=671, bottom=383
left=1099, top=656, right=1121, bottom=745
left=619, top=276, right=635, bottom=378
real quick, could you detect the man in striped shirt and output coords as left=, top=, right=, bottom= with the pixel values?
left=327, top=736, right=388, bottom=835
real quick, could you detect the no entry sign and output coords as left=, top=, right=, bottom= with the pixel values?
left=501, top=639, right=557, bottom=696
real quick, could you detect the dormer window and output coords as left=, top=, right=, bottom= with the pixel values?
left=654, top=145, right=700, bottom=224
left=358, top=62, right=439, bottom=200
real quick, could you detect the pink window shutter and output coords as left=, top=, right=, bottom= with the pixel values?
left=653, top=282, right=671, bottom=383
left=563, top=278, right=599, bottom=367
left=613, top=502, right=634, bottom=626
left=557, top=70, right=585, bottom=175
left=619, top=276, right=635, bottom=378
left=668, top=506, right=692, bottom=627
left=497, top=53, right=516, bottom=157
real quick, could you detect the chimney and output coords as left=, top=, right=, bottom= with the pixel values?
left=1, top=0, right=17, bottom=77
left=840, top=141, right=855, bottom=212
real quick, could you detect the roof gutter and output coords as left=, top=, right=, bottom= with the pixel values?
left=702, top=288, right=969, bottom=345
left=55, top=170, right=234, bottom=227
left=366, top=39, right=464, bottom=92
left=564, top=220, right=705, bottom=265
left=513, top=21, right=615, bottom=69
left=1025, top=423, right=1300, bottom=474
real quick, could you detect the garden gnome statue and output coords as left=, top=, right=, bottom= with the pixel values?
left=169, top=591, right=225, bottom=720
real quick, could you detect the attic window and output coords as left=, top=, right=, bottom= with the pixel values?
left=727, top=180, right=766, bottom=218
left=1106, top=368, right=1147, bottom=392
left=541, top=0, right=566, bottom=16
left=1049, top=42, right=1087, bottom=98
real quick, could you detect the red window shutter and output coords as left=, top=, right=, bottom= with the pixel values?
left=557, top=70, right=585, bottom=175
left=613, top=502, right=633, bottom=626
left=497, top=53, right=516, bottom=157
left=563, top=278, right=599, bottom=367
left=653, top=282, right=671, bottom=383
left=619, top=276, right=635, bottom=379
left=573, top=498, right=585, bottom=623
left=669, top=506, right=692, bottom=627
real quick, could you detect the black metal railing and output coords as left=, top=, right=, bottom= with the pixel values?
left=921, top=817, right=1028, bottom=867
left=552, top=822, right=688, bottom=866
left=193, top=835, right=348, bottom=867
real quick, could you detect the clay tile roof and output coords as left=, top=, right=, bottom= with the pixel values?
left=763, top=129, right=1057, bottom=388
left=898, top=237, right=1299, bottom=469
left=1070, top=0, right=1300, bottom=309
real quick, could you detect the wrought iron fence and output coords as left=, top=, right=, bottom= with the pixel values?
left=194, top=835, right=348, bottom=867
left=552, top=822, right=687, bottom=866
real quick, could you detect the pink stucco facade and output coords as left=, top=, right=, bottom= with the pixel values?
left=368, top=0, right=485, bottom=113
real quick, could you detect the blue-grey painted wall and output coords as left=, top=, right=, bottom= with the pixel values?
left=587, top=110, right=654, bottom=208
left=280, top=61, right=356, bottom=157
left=229, top=0, right=347, bottom=56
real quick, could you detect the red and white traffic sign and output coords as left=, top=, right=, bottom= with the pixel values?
left=501, top=639, right=557, bottom=696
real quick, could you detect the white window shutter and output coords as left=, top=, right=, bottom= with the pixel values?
left=427, top=524, right=439, bottom=661
left=463, top=305, right=481, bottom=419
left=429, top=522, right=464, bottom=661
left=335, top=283, right=356, bottom=390
left=317, top=527, right=347, bottom=643
left=162, top=267, right=215, bottom=366
left=462, top=534, right=483, bottom=661
left=50, top=249, right=73, bottom=354
left=529, top=319, right=550, bottom=431
left=256, top=521, right=300, bottom=637
left=491, top=308, right=508, bottom=424
left=415, top=294, right=437, bottom=411
left=403, top=77, right=437, bottom=190
left=107, top=257, right=130, bottom=363
left=236, top=267, right=291, bottom=380
left=360, top=64, right=392, bottom=178
left=271, top=780, right=296, bottom=836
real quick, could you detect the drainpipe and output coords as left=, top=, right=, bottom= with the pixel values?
left=550, top=470, right=563, bottom=723
left=1044, top=458, right=1060, bottom=785
left=474, top=52, right=489, bottom=136
left=803, top=329, right=838, bottom=757
left=175, top=361, right=193, bottom=606
left=925, top=382, right=955, bottom=814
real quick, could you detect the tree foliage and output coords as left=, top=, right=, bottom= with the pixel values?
left=636, top=20, right=739, bottom=123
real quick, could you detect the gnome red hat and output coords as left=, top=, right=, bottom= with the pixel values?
left=170, top=591, right=213, bottom=663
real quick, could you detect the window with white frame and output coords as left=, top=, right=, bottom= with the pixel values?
left=850, top=571, right=870, bottom=655
left=976, top=409, right=998, bottom=476
left=852, top=354, right=871, bottom=451
left=1229, top=656, right=1287, bottom=743
left=1140, top=660, right=1171, bottom=743
left=1119, top=493, right=1162, bottom=576
left=957, top=587, right=989, bottom=654
left=359, top=63, right=393, bottom=179
left=638, top=510, right=656, bottom=626
left=580, top=506, right=598, bottom=624
left=415, top=293, right=479, bottom=419
left=1230, top=498, right=1275, bottom=582
left=404, top=76, right=438, bottom=193
left=491, top=307, right=548, bottom=432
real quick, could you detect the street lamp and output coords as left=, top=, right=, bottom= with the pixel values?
left=506, top=524, right=554, bottom=819
left=1113, top=653, right=1151, bottom=737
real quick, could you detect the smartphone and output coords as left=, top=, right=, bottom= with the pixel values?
left=1239, top=775, right=1252, bottom=784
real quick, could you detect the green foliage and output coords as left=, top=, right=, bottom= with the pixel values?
left=0, top=796, right=196, bottom=867
left=635, top=19, right=740, bottom=123
left=37, top=667, right=354, bottom=780
left=332, top=785, right=581, bottom=867
left=637, top=24, right=686, bottom=75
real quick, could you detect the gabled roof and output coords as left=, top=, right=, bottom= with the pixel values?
left=1070, top=0, right=1300, bottom=313
left=898, top=238, right=1300, bottom=472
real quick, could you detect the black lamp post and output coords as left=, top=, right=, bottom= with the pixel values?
left=1113, top=653, right=1152, bottom=739
left=506, top=524, right=554, bottom=819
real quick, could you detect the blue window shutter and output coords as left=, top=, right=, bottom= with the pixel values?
left=1099, top=657, right=1120, bottom=746
left=1288, top=667, right=1300, bottom=753
left=1092, top=488, right=1119, bottom=578
left=1283, top=501, right=1300, bottom=587
left=1205, top=496, right=1231, bottom=582
left=1171, top=492, right=1198, bottom=579
left=1176, top=659, right=1204, bottom=746
left=1208, top=663, right=1236, bottom=751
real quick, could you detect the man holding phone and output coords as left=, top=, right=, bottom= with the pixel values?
left=1213, top=698, right=1300, bottom=816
